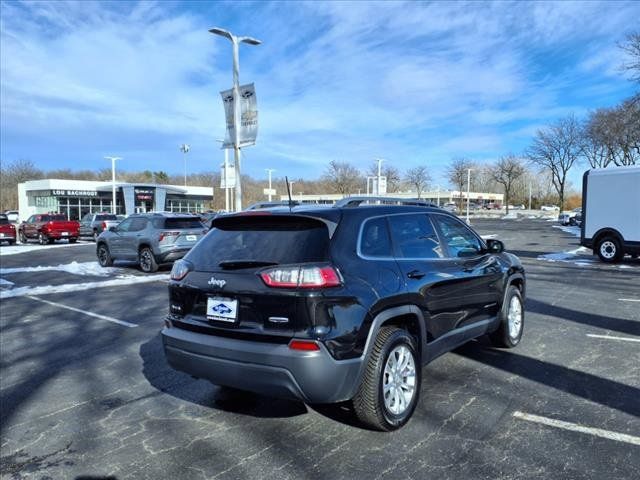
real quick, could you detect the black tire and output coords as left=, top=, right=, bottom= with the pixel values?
left=352, top=326, right=421, bottom=431
left=69, top=238, right=77, bottom=244
left=19, top=231, right=27, bottom=243
left=569, top=217, right=577, bottom=226
left=8, top=240, right=15, bottom=245
left=38, top=232, right=48, bottom=245
left=596, top=236, right=623, bottom=263
left=139, top=247, right=159, bottom=273
left=97, top=243, right=113, bottom=267
left=489, top=285, right=524, bottom=348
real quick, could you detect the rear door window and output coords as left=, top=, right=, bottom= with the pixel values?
left=95, top=214, right=117, bottom=221
left=128, top=218, right=148, bottom=232
left=388, top=214, right=444, bottom=259
left=187, top=215, right=330, bottom=270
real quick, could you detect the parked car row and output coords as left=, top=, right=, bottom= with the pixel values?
left=558, top=208, right=582, bottom=226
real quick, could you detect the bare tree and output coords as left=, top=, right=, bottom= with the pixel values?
left=527, top=115, right=582, bottom=211
left=620, top=31, right=640, bottom=83
left=490, top=155, right=526, bottom=214
left=322, top=160, right=362, bottom=195
left=404, top=166, right=431, bottom=198
left=583, top=98, right=639, bottom=167
left=0, top=159, right=44, bottom=211
left=366, top=162, right=401, bottom=193
left=446, top=158, right=474, bottom=208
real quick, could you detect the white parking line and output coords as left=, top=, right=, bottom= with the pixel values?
left=618, top=298, right=640, bottom=302
left=26, top=295, right=137, bottom=328
left=513, top=411, right=640, bottom=446
left=586, top=334, right=640, bottom=343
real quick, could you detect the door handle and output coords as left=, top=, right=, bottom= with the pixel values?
left=407, top=270, right=425, bottom=279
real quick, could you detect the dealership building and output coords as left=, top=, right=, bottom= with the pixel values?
left=18, top=179, right=214, bottom=221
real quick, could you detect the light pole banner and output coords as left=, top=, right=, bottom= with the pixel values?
left=220, top=83, right=258, bottom=148
left=220, top=163, right=236, bottom=189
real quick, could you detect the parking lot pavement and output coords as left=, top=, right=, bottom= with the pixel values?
left=1, top=219, right=639, bottom=480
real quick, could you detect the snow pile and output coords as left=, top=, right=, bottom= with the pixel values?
left=537, top=246, right=593, bottom=264
left=552, top=225, right=580, bottom=237
left=0, top=274, right=170, bottom=299
left=502, top=212, right=519, bottom=219
left=0, top=242, right=84, bottom=256
left=1, top=261, right=118, bottom=277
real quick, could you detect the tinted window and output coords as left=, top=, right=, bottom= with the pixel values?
left=360, top=217, right=392, bottom=257
left=95, top=214, right=117, bottom=221
left=0, top=216, right=9, bottom=225
left=128, top=218, right=148, bottom=232
left=159, top=217, right=204, bottom=229
left=187, top=216, right=330, bottom=270
left=82, top=214, right=92, bottom=222
left=433, top=215, right=483, bottom=258
left=41, top=215, right=66, bottom=222
left=388, top=214, right=443, bottom=259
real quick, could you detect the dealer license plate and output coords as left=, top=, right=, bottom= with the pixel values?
left=61, top=232, right=69, bottom=236
left=0, top=233, right=4, bottom=238
left=186, top=235, right=197, bottom=241
left=206, top=297, right=238, bottom=323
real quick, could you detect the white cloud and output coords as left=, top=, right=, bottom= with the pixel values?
left=1, top=0, right=638, bottom=180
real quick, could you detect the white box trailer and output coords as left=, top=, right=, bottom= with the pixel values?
left=580, top=166, right=640, bottom=262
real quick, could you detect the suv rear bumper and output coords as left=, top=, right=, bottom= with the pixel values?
left=161, top=324, right=362, bottom=403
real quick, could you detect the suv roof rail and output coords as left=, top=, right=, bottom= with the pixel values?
left=333, top=196, right=439, bottom=208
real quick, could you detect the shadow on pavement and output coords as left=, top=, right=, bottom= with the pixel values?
left=139, top=333, right=308, bottom=419
left=527, top=298, right=640, bottom=337
left=455, top=341, right=640, bottom=418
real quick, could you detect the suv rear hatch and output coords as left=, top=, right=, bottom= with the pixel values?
left=155, top=217, right=207, bottom=247
left=170, top=214, right=336, bottom=340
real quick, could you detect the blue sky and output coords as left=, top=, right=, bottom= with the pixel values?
left=1, top=0, right=638, bottom=185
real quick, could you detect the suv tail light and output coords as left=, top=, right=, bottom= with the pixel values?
left=101, top=221, right=107, bottom=230
left=159, top=231, right=180, bottom=242
left=170, top=259, right=192, bottom=281
left=260, top=265, right=341, bottom=289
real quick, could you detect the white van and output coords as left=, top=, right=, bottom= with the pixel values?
left=580, top=166, right=640, bottom=263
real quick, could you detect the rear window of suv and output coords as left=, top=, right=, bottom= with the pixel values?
left=95, top=214, right=117, bottom=221
left=186, top=215, right=330, bottom=270
left=153, top=217, right=204, bottom=229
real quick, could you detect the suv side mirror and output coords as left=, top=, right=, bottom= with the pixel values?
left=486, top=239, right=504, bottom=254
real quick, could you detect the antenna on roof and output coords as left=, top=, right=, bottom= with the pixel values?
left=285, top=176, right=293, bottom=212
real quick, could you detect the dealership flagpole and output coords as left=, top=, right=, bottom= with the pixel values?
left=105, top=156, right=121, bottom=215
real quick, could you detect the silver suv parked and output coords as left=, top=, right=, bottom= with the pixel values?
left=96, top=213, right=206, bottom=272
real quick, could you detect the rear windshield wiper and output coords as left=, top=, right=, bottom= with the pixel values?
left=218, top=260, right=279, bottom=270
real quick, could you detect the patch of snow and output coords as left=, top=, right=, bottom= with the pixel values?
left=537, top=247, right=593, bottom=263
left=552, top=225, right=580, bottom=237
left=481, top=234, right=498, bottom=239
left=1, top=261, right=118, bottom=277
left=0, top=242, right=85, bottom=256
left=502, top=213, right=518, bottom=219
left=0, top=274, right=170, bottom=299
left=0, top=278, right=15, bottom=287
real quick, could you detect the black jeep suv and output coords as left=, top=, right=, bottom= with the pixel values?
left=162, top=199, right=525, bottom=430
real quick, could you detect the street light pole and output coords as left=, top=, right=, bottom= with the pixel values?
left=104, top=156, right=121, bottom=215
left=210, top=27, right=261, bottom=212
left=375, top=158, right=384, bottom=196
left=528, top=178, right=532, bottom=211
left=266, top=169, right=275, bottom=201
left=466, top=168, right=472, bottom=224
left=180, top=144, right=190, bottom=187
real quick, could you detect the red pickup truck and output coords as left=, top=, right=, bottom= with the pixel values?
left=18, top=214, right=80, bottom=245
left=0, top=214, right=17, bottom=245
